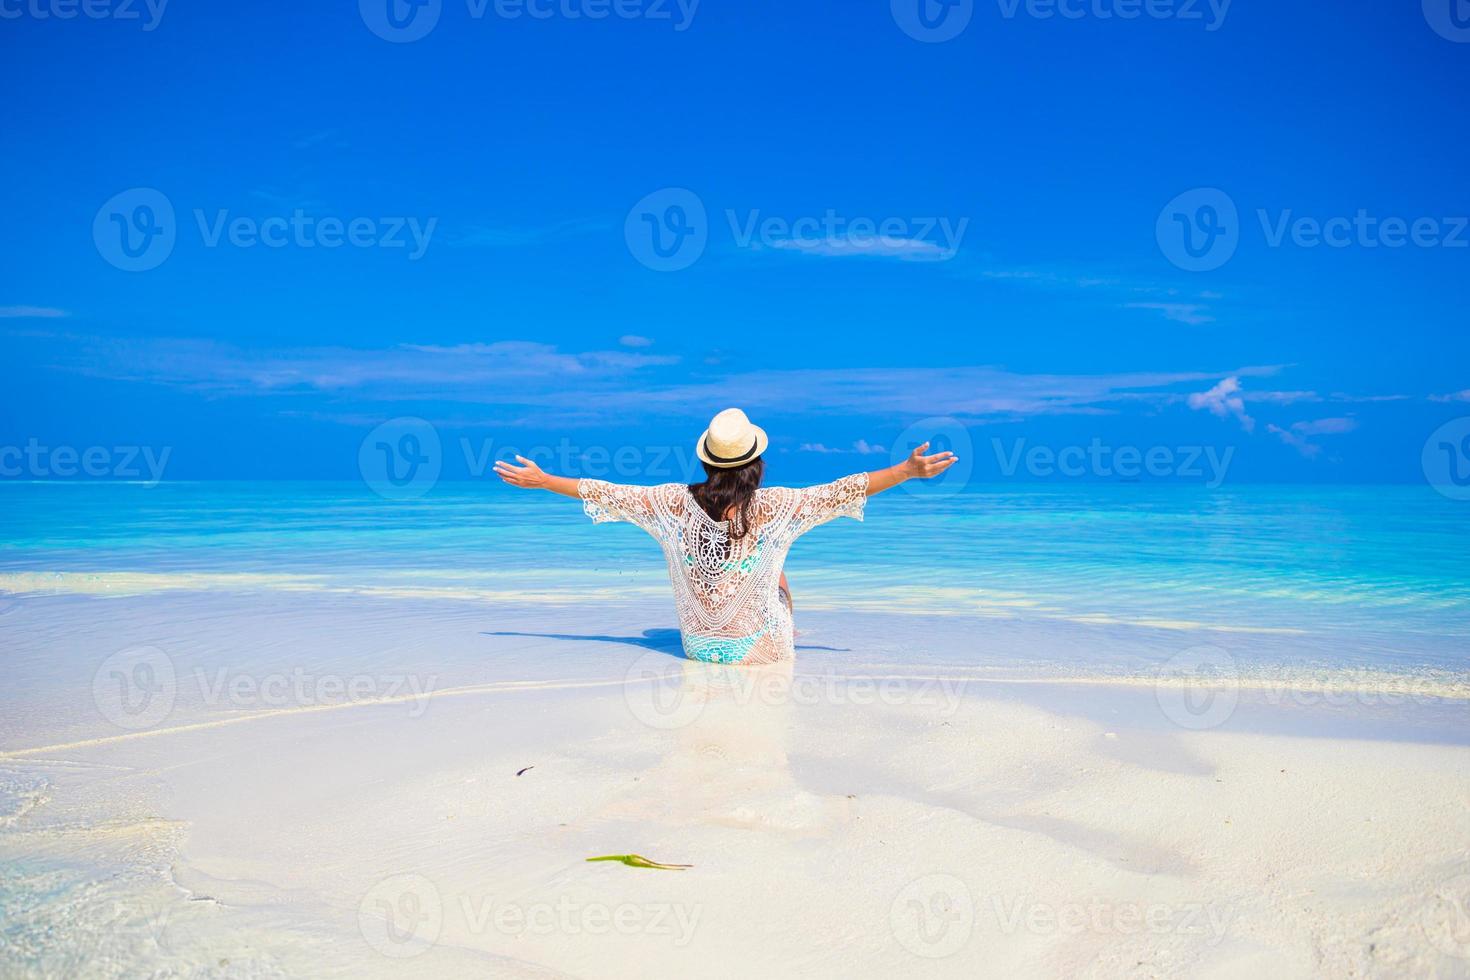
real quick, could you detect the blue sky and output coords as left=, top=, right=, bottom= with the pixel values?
left=3, top=0, right=1468, bottom=485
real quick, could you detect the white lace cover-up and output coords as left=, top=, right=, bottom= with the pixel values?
left=579, top=473, right=869, bottom=664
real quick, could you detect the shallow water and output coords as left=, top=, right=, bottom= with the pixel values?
left=2, top=481, right=1468, bottom=977
left=2, top=480, right=1467, bottom=656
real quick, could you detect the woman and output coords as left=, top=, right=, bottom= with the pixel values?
left=493, top=408, right=956, bottom=665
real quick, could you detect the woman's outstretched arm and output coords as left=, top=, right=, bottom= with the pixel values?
left=493, top=455, right=581, bottom=498
left=865, top=441, right=957, bottom=496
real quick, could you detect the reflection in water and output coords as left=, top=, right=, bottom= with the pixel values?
left=616, top=657, right=850, bottom=835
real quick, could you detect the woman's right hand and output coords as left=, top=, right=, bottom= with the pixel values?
left=493, top=455, right=584, bottom=499
left=493, top=454, right=549, bottom=489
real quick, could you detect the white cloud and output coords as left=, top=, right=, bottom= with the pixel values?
left=764, top=236, right=955, bottom=261
left=0, top=306, right=69, bottom=318
left=972, top=267, right=1122, bottom=289
left=619, top=335, right=654, bottom=348
left=1267, top=417, right=1358, bottom=458
left=648, top=365, right=1283, bottom=422
left=1246, top=390, right=1321, bottom=405
left=54, top=337, right=677, bottom=398
left=36, top=329, right=1294, bottom=428
left=972, top=265, right=1229, bottom=327
left=1430, top=389, right=1470, bottom=403
left=797, top=440, right=887, bottom=455
left=1292, top=418, right=1358, bottom=435
left=1124, top=302, right=1214, bottom=326
left=1187, top=377, right=1255, bottom=432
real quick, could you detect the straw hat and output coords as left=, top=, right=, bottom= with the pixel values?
left=695, top=408, right=769, bottom=468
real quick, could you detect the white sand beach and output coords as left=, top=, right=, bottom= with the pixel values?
left=3, top=589, right=1469, bottom=978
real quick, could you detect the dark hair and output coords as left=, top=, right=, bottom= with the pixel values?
left=689, top=457, right=765, bottom=542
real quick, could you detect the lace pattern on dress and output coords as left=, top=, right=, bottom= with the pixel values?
left=579, top=473, right=868, bottom=664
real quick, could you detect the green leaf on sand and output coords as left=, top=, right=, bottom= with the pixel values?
left=586, top=854, right=692, bottom=871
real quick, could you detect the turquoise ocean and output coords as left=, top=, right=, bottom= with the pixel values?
left=2, top=480, right=1468, bottom=676
left=1, top=480, right=1469, bottom=975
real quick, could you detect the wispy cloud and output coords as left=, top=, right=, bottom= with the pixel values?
left=971, top=267, right=1122, bottom=289
left=50, top=336, right=677, bottom=400
left=763, top=236, right=957, bottom=261
left=1245, top=389, right=1321, bottom=405
left=31, top=329, right=1295, bottom=427
left=619, top=335, right=654, bottom=348
left=1267, top=417, right=1358, bottom=458
left=1430, top=389, right=1470, bottom=403
left=970, top=263, right=1222, bottom=325
left=631, top=365, right=1283, bottom=422
left=1123, top=302, right=1213, bottom=326
left=1187, top=377, right=1254, bottom=432
left=796, top=439, right=887, bottom=455
left=1243, top=390, right=1408, bottom=406
left=1330, top=393, right=1409, bottom=403
left=0, top=306, right=69, bottom=319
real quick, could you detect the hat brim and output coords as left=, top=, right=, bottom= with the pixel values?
left=695, top=426, right=768, bottom=468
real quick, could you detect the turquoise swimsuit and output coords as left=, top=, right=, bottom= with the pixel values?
left=681, top=629, right=765, bottom=665
left=680, top=538, right=769, bottom=664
